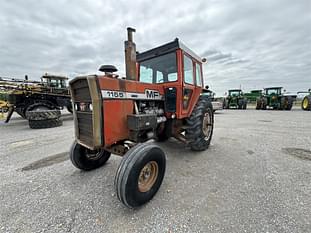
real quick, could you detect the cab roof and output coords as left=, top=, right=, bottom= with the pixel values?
left=136, top=38, right=202, bottom=63
left=41, top=74, right=68, bottom=80
left=264, top=87, right=282, bottom=90
left=228, top=89, right=242, bottom=92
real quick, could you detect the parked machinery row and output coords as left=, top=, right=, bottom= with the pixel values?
left=221, top=86, right=311, bottom=111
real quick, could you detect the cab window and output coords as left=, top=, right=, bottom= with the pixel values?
left=195, top=63, right=202, bottom=87
left=183, top=55, right=194, bottom=85
left=139, top=52, right=178, bottom=84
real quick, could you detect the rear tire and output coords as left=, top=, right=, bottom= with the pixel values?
left=26, top=103, right=55, bottom=112
left=285, top=97, right=293, bottom=110
left=281, top=97, right=293, bottom=110
left=115, top=143, right=166, bottom=208
left=70, top=141, right=111, bottom=171
left=28, top=118, right=63, bottom=129
left=26, top=109, right=61, bottom=120
left=302, top=96, right=311, bottom=111
left=186, top=96, right=214, bottom=151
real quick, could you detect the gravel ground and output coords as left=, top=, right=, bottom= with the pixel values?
left=0, top=108, right=310, bottom=233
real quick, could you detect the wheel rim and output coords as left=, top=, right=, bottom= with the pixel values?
left=303, top=98, right=309, bottom=109
left=202, top=112, right=213, bottom=141
left=86, top=149, right=103, bottom=160
left=138, top=161, right=159, bottom=192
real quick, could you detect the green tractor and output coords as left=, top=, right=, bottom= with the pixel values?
left=223, top=89, right=247, bottom=109
left=256, top=87, right=295, bottom=110
left=299, top=89, right=311, bottom=111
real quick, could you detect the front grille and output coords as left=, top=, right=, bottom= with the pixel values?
left=70, top=77, right=94, bottom=147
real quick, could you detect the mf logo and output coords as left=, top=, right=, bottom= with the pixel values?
left=145, top=89, right=161, bottom=100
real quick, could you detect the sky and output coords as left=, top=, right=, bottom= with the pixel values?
left=0, top=0, right=310, bottom=95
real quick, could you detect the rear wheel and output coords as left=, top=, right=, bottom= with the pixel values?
left=285, top=97, right=293, bottom=110
left=28, top=118, right=63, bottom=129
left=302, top=96, right=311, bottom=111
left=281, top=97, right=293, bottom=110
left=115, top=143, right=166, bottom=208
left=261, top=97, right=267, bottom=110
left=26, top=103, right=55, bottom=116
left=26, top=109, right=61, bottom=120
left=70, top=141, right=111, bottom=171
left=186, top=96, right=214, bottom=151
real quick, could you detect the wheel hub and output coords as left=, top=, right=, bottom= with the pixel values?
left=202, top=112, right=212, bottom=140
left=138, top=161, right=158, bottom=192
left=86, top=149, right=103, bottom=160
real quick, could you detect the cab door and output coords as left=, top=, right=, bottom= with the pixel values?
left=180, top=53, right=202, bottom=118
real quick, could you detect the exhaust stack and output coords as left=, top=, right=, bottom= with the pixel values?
left=124, top=27, right=137, bottom=81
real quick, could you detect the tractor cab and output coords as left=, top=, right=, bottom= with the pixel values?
left=224, top=89, right=247, bottom=109
left=264, top=87, right=282, bottom=96
left=134, top=38, right=205, bottom=118
left=41, top=74, right=69, bottom=95
left=136, top=39, right=204, bottom=86
left=228, top=89, right=243, bottom=97
left=41, top=74, right=68, bottom=89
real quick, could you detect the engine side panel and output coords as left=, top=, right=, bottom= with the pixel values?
left=103, top=99, right=133, bottom=146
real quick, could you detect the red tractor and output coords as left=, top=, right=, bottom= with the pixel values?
left=69, top=28, right=214, bottom=208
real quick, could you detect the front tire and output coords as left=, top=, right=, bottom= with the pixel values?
left=115, top=143, right=166, bottom=208
left=186, top=96, right=214, bottom=151
left=70, top=141, right=111, bottom=171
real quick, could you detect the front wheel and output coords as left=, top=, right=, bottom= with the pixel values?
left=186, top=96, right=214, bottom=151
left=70, top=141, right=111, bottom=171
left=115, top=143, right=166, bottom=208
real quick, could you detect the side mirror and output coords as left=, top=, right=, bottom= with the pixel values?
left=202, top=58, right=207, bottom=63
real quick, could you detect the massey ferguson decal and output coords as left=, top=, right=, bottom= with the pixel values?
left=101, top=89, right=162, bottom=100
